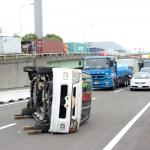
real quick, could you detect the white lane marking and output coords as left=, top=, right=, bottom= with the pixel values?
left=0, top=123, right=17, bottom=130
left=92, top=97, right=96, bottom=101
left=103, top=102, right=150, bottom=150
left=0, top=100, right=28, bottom=107
left=114, top=89, right=124, bottom=93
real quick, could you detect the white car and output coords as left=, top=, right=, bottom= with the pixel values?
left=130, top=72, right=150, bottom=91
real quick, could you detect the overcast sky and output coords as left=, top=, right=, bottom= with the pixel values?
left=0, top=0, right=150, bottom=50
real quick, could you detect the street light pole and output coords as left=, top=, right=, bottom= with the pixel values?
left=34, top=0, right=43, bottom=38
left=19, top=3, right=34, bottom=36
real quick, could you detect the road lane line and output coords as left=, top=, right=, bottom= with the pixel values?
left=0, top=123, right=17, bottom=130
left=0, top=100, right=28, bottom=107
left=114, top=89, right=124, bottom=93
left=92, top=97, right=96, bottom=101
left=103, top=102, right=150, bottom=150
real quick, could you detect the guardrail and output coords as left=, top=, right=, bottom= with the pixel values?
left=0, top=52, right=99, bottom=60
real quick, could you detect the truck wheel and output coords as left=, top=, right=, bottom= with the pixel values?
left=125, top=78, right=128, bottom=86
left=126, top=78, right=129, bottom=86
left=122, top=78, right=127, bottom=87
left=36, top=67, right=52, bottom=74
left=123, top=77, right=128, bottom=87
left=112, top=80, right=116, bottom=90
left=21, top=108, right=33, bottom=116
left=24, top=66, right=36, bottom=72
left=127, top=77, right=131, bottom=86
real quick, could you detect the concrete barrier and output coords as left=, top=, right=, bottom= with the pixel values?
left=0, top=53, right=98, bottom=89
left=0, top=59, right=33, bottom=89
left=0, top=89, right=30, bottom=103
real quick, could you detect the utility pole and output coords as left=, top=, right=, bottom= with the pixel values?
left=34, top=0, right=43, bottom=38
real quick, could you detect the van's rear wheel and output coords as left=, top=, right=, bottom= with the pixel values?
left=34, top=122, right=50, bottom=133
left=21, top=108, right=33, bottom=116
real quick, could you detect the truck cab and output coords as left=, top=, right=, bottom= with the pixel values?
left=81, top=56, right=131, bottom=89
left=82, top=56, right=117, bottom=89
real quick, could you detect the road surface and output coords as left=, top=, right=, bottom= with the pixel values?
left=0, top=87, right=150, bottom=150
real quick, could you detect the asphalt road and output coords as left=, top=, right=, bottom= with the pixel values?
left=0, top=87, right=150, bottom=150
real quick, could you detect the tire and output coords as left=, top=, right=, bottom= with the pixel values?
left=122, top=81, right=126, bottom=87
left=130, top=88, right=133, bottom=91
left=125, top=78, right=128, bottom=86
left=34, top=122, right=50, bottom=133
left=24, top=66, right=36, bottom=72
left=126, top=78, right=129, bottom=86
left=27, top=100, right=32, bottom=110
left=122, top=78, right=127, bottom=87
left=111, top=80, right=116, bottom=90
left=36, top=67, right=52, bottom=74
left=21, top=108, right=33, bottom=116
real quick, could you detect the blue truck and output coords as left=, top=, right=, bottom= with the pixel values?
left=80, top=56, right=133, bottom=89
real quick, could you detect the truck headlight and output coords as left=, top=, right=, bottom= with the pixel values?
left=105, top=73, right=112, bottom=78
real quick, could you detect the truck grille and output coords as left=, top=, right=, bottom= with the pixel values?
left=92, top=75, right=104, bottom=79
left=135, top=82, right=146, bottom=84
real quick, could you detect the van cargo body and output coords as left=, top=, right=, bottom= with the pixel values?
left=36, top=39, right=64, bottom=54
left=0, top=36, right=21, bottom=54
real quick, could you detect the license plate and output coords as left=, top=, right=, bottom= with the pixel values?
left=138, top=84, right=142, bottom=88
left=94, top=81, right=99, bottom=85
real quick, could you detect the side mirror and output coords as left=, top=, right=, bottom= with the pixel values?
left=79, top=60, right=82, bottom=66
left=138, top=62, right=144, bottom=71
left=109, top=61, right=114, bottom=67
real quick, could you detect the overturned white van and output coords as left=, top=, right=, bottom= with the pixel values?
left=15, top=67, right=92, bottom=134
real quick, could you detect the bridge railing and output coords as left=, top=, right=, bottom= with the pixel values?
left=0, top=52, right=99, bottom=60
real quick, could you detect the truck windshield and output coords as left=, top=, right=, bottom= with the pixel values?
left=84, top=58, right=110, bottom=69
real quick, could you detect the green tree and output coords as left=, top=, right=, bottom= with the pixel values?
left=44, top=34, right=63, bottom=41
left=21, top=33, right=38, bottom=42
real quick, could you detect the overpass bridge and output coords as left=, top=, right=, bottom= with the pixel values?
left=1, top=53, right=149, bottom=90
left=0, top=53, right=98, bottom=89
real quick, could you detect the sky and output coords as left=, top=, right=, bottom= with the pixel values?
left=0, top=0, right=150, bottom=51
